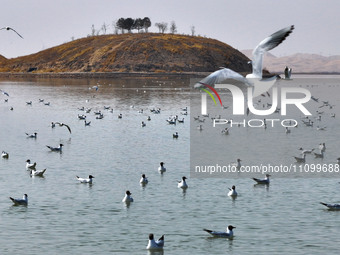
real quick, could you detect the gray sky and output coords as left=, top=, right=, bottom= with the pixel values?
left=1, top=0, right=339, bottom=59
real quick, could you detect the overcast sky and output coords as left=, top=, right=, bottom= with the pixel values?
left=1, top=0, right=339, bottom=59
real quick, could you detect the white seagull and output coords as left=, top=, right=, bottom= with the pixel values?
left=26, top=159, right=36, bottom=169
left=1, top=151, right=9, bottom=158
left=0, top=26, right=23, bottom=38
left=231, top=159, right=242, bottom=169
left=298, top=148, right=314, bottom=154
left=194, top=25, right=295, bottom=98
left=178, top=176, right=188, bottom=189
left=140, top=174, right=148, bottom=185
left=30, top=169, right=46, bottom=177
left=76, top=175, right=94, bottom=184
left=54, top=122, right=72, bottom=134
left=158, top=162, right=166, bottom=173
left=294, top=153, right=306, bottom=163
left=9, top=194, right=28, bottom=206
left=146, top=234, right=164, bottom=250
left=313, top=150, right=324, bottom=158
left=228, top=185, right=238, bottom=197
left=319, top=143, right=326, bottom=152
left=252, top=174, right=270, bottom=184
left=25, top=132, right=37, bottom=138
left=0, top=89, right=9, bottom=96
left=122, top=190, right=133, bottom=203
left=203, top=225, right=236, bottom=238
left=46, top=144, right=63, bottom=152
left=284, top=66, right=292, bottom=79
left=320, top=202, right=340, bottom=210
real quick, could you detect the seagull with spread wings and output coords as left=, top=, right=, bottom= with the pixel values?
left=0, top=26, right=23, bottom=38
left=54, top=122, right=72, bottom=134
left=194, top=25, right=294, bottom=98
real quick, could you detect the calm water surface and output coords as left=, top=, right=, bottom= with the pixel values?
left=0, top=76, right=340, bottom=254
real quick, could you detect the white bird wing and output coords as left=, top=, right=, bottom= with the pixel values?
left=251, top=25, right=294, bottom=78
left=194, top=68, right=251, bottom=88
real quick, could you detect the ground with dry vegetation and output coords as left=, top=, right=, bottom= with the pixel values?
left=0, top=33, right=251, bottom=73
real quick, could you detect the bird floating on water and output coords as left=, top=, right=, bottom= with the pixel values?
left=26, top=159, right=36, bottom=169
left=194, top=25, right=295, bottom=98
left=30, top=169, right=46, bottom=177
left=0, top=26, right=23, bottom=38
left=158, top=162, right=166, bottom=174
left=252, top=174, right=270, bottom=184
left=294, top=153, right=306, bottom=163
left=178, top=176, right=188, bottom=189
left=25, top=132, right=37, bottom=138
left=46, top=144, right=63, bottom=152
left=140, top=174, right=148, bottom=185
left=320, top=202, right=340, bottom=210
left=203, top=225, right=236, bottom=238
left=146, top=234, right=164, bottom=250
left=1, top=151, right=9, bottom=158
left=173, top=132, right=179, bottom=138
left=76, top=175, right=94, bottom=184
left=122, top=190, right=133, bottom=203
left=9, top=194, right=28, bottom=206
left=284, top=66, right=292, bottom=80
left=228, top=185, right=238, bottom=197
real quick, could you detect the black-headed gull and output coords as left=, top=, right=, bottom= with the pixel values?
left=0, top=26, right=23, bottom=38
left=9, top=194, right=28, bottom=206
left=25, top=132, right=37, bottom=138
left=284, top=66, right=292, bottom=79
left=54, top=122, right=71, bottom=134
left=228, top=185, right=238, bottom=197
left=46, top=144, right=63, bottom=152
left=30, top=169, right=46, bottom=177
left=146, top=234, right=164, bottom=250
left=178, top=176, right=188, bottom=189
left=298, top=148, right=314, bottom=154
left=26, top=159, right=36, bottom=169
left=158, top=162, right=166, bottom=173
left=195, top=26, right=294, bottom=98
left=203, top=225, right=235, bottom=238
left=122, top=190, right=133, bottom=203
left=0, top=89, right=9, bottom=96
left=139, top=174, right=148, bottom=185
left=252, top=174, right=270, bottom=184
left=320, top=202, right=340, bottom=210
left=76, top=175, right=94, bottom=184
left=294, top=153, right=306, bottom=163
left=1, top=151, right=9, bottom=158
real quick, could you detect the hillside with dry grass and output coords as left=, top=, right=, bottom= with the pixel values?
left=0, top=33, right=251, bottom=73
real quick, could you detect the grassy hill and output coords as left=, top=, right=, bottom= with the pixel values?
left=0, top=33, right=251, bottom=73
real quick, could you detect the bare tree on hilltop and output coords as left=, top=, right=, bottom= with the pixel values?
left=170, top=21, right=177, bottom=34
left=155, top=22, right=168, bottom=33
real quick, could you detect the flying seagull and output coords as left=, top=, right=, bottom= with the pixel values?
left=194, top=25, right=295, bottom=97
left=0, top=89, right=9, bottom=97
left=54, top=122, right=71, bottom=134
left=0, top=27, right=23, bottom=39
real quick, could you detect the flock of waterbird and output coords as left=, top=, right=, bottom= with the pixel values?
left=1, top=85, right=193, bottom=250
left=2, top=24, right=340, bottom=251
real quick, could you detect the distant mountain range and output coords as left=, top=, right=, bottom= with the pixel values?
left=241, top=50, right=340, bottom=74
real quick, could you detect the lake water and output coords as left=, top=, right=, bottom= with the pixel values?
left=0, top=75, right=340, bottom=255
